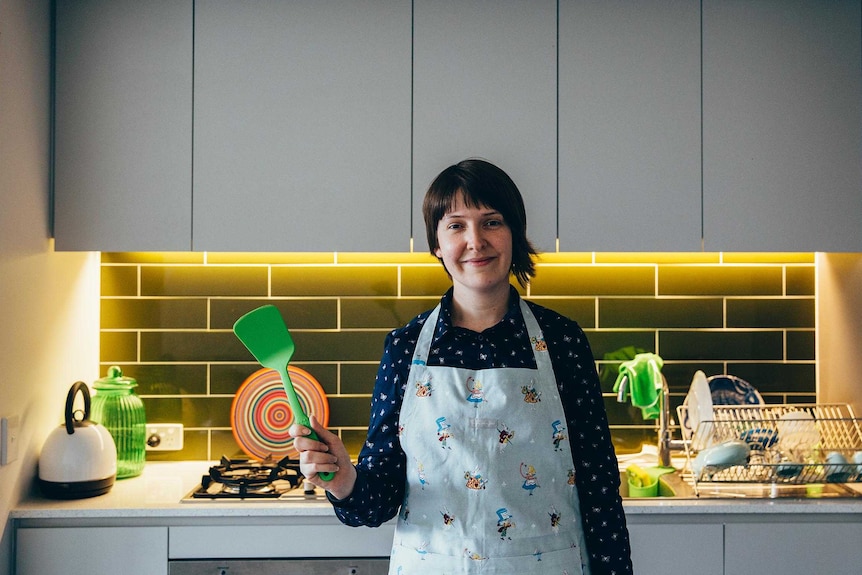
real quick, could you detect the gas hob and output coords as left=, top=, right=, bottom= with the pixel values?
left=180, top=455, right=327, bottom=502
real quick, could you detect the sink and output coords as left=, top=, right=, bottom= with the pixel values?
left=618, top=469, right=862, bottom=499
left=617, top=448, right=862, bottom=499
left=618, top=470, right=697, bottom=499
left=682, top=481, right=862, bottom=499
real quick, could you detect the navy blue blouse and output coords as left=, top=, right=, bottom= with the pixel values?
left=330, top=286, right=633, bottom=575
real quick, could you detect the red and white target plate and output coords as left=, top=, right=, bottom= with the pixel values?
left=231, top=367, right=330, bottom=460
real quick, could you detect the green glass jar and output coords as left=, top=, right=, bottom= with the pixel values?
left=91, top=366, right=147, bottom=479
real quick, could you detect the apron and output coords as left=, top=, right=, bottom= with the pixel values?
left=390, top=300, right=590, bottom=575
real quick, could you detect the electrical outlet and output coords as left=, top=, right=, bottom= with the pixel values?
left=1, top=415, right=20, bottom=465
left=145, top=423, right=184, bottom=451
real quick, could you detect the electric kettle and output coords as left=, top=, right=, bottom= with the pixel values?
left=38, top=381, right=117, bottom=499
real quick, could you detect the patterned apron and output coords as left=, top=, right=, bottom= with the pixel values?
left=390, top=300, right=590, bottom=574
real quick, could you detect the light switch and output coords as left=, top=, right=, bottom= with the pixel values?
left=1, top=415, right=20, bottom=465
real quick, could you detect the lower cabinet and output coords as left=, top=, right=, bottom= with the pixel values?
left=723, top=521, right=862, bottom=575
left=628, top=522, right=724, bottom=575
left=16, top=526, right=168, bottom=575
left=14, top=515, right=862, bottom=574
left=626, top=515, right=862, bottom=575
left=168, top=524, right=396, bottom=559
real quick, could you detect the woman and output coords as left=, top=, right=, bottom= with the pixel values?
left=291, top=159, right=633, bottom=574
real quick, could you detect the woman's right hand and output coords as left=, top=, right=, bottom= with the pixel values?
left=289, top=416, right=356, bottom=500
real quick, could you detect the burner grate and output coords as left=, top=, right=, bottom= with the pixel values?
left=188, top=454, right=307, bottom=500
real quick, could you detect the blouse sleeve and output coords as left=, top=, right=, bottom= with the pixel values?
left=330, top=329, right=410, bottom=527
left=543, top=311, right=634, bottom=575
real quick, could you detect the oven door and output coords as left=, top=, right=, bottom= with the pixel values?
left=168, top=558, right=389, bottom=575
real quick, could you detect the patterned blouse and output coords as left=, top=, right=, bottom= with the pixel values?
left=330, top=286, right=634, bottom=575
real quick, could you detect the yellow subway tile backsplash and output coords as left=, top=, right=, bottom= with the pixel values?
left=119, top=364, right=208, bottom=396
left=726, top=298, right=815, bottom=328
left=600, top=298, right=723, bottom=328
left=726, top=363, right=815, bottom=395
left=341, top=297, right=439, bottom=329
left=594, top=252, right=721, bottom=264
left=786, top=331, right=816, bottom=361
left=527, top=298, right=597, bottom=329
left=205, top=252, right=336, bottom=264
left=140, top=331, right=248, bottom=363
left=272, top=265, right=398, bottom=296
left=101, top=265, right=138, bottom=297
left=336, top=252, right=439, bottom=264
left=101, top=298, right=208, bottom=330
left=100, top=252, right=818, bottom=460
left=531, top=265, right=656, bottom=296
left=102, top=252, right=205, bottom=264
left=660, top=330, right=784, bottom=361
left=586, top=331, right=657, bottom=360
left=721, top=253, right=814, bottom=264
left=210, top=364, right=264, bottom=395
left=401, top=265, right=456, bottom=296
left=786, top=266, right=816, bottom=295
left=534, top=252, right=594, bottom=264
left=209, top=299, right=338, bottom=330
left=143, top=396, right=234, bottom=427
left=659, top=265, right=783, bottom=295
left=288, top=331, right=391, bottom=362
left=100, top=331, right=137, bottom=363
left=142, top=265, right=269, bottom=296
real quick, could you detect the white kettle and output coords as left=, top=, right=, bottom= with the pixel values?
left=38, top=381, right=117, bottom=499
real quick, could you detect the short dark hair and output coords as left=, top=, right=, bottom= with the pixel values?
left=422, top=158, right=538, bottom=287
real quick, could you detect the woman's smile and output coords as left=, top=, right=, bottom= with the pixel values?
left=462, top=255, right=495, bottom=265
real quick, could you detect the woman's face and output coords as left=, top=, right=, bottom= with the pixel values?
left=434, top=191, right=513, bottom=296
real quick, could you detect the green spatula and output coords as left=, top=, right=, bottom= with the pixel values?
left=233, top=305, right=334, bottom=481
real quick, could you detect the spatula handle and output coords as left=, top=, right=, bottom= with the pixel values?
left=281, top=368, right=334, bottom=482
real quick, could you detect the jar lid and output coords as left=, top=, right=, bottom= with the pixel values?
left=93, top=365, right=138, bottom=389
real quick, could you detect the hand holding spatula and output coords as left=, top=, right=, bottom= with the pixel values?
left=233, top=305, right=334, bottom=481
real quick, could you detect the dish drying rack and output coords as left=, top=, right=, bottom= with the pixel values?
left=676, top=403, right=862, bottom=492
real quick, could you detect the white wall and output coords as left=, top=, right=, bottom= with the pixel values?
left=0, top=0, right=100, bottom=573
left=817, top=253, right=862, bottom=415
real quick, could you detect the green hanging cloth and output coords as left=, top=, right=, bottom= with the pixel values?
left=613, top=352, right=664, bottom=420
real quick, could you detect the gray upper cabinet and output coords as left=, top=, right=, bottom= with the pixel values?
left=412, top=0, right=557, bottom=253
left=52, top=1, right=862, bottom=254
left=193, top=0, right=411, bottom=252
left=558, top=0, right=702, bottom=252
left=703, top=0, right=862, bottom=252
left=54, top=0, right=193, bottom=251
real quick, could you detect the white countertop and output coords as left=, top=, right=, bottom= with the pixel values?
left=11, top=461, right=862, bottom=522
left=12, top=461, right=336, bottom=520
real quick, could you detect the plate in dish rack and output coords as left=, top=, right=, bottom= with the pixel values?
left=681, top=373, right=763, bottom=440
left=707, top=375, right=763, bottom=406
left=231, top=367, right=330, bottom=460
left=681, top=370, right=713, bottom=440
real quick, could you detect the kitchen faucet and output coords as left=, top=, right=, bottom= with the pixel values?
left=616, top=373, right=686, bottom=467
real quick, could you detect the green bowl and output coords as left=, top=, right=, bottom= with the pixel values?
left=627, top=478, right=659, bottom=497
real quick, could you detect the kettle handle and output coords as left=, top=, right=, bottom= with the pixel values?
left=64, top=381, right=91, bottom=435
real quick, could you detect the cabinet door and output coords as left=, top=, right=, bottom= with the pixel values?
left=169, top=524, right=396, bottom=559
left=16, top=526, right=168, bottom=575
left=559, top=0, right=701, bottom=252
left=412, top=0, right=557, bottom=253
left=627, top=523, right=723, bottom=575
left=193, top=0, right=411, bottom=252
left=703, top=0, right=862, bottom=252
left=53, top=0, right=193, bottom=251
left=724, top=521, right=862, bottom=575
